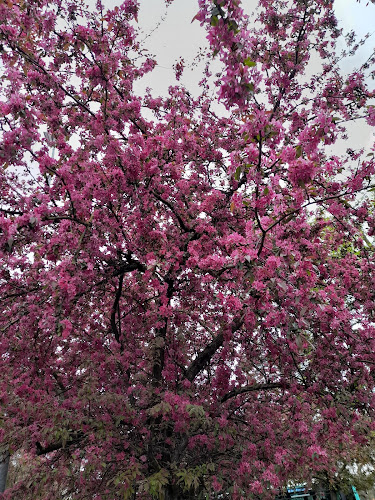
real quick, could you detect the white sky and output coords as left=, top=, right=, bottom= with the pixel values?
left=333, top=0, right=375, bottom=152
left=133, top=0, right=375, bottom=151
left=133, top=0, right=375, bottom=89
left=100, top=0, right=375, bottom=152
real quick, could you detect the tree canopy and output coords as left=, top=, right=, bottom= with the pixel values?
left=1, top=0, right=375, bottom=498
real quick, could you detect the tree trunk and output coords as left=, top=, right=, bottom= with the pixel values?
left=164, top=484, right=200, bottom=500
left=164, top=485, right=180, bottom=500
left=0, top=449, right=10, bottom=493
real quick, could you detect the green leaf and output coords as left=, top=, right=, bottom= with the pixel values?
left=244, top=82, right=254, bottom=92
left=295, top=145, right=302, bottom=158
left=210, top=15, right=219, bottom=27
left=149, top=401, right=171, bottom=416
left=228, top=20, right=239, bottom=33
left=234, top=166, right=242, bottom=181
left=186, top=404, right=205, bottom=418
left=244, top=58, right=256, bottom=67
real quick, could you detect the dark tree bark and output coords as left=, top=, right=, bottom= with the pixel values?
left=0, top=449, right=10, bottom=493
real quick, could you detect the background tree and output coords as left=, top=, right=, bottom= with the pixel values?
left=1, top=0, right=375, bottom=498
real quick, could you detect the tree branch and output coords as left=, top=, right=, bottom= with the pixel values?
left=35, top=432, right=84, bottom=456
left=152, top=277, right=174, bottom=385
left=221, top=381, right=288, bottom=403
left=258, top=183, right=375, bottom=254
left=113, top=259, right=146, bottom=277
left=0, top=448, right=10, bottom=494
left=185, top=315, right=244, bottom=382
left=152, top=191, right=193, bottom=234
left=111, top=274, right=124, bottom=346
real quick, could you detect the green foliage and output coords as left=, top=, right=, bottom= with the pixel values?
left=185, top=404, right=205, bottom=419
left=175, top=463, right=215, bottom=497
left=148, top=402, right=172, bottom=418
left=244, top=82, right=255, bottom=92
left=234, top=166, right=242, bottom=181
left=331, top=240, right=361, bottom=258
left=244, top=57, right=256, bottom=67
left=210, top=15, right=219, bottom=27
left=140, top=469, right=170, bottom=499
left=107, top=465, right=140, bottom=500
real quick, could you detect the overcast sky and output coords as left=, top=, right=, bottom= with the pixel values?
left=99, top=0, right=375, bottom=152
left=133, top=0, right=375, bottom=90
left=133, top=0, right=375, bottom=151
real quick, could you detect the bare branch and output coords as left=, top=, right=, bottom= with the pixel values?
left=35, top=432, right=85, bottom=456
left=221, top=382, right=288, bottom=403
left=185, top=315, right=244, bottom=382
left=111, top=274, right=124, bottom=346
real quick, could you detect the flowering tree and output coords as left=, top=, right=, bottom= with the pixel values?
left=0, top=0, right=375, bottom=498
